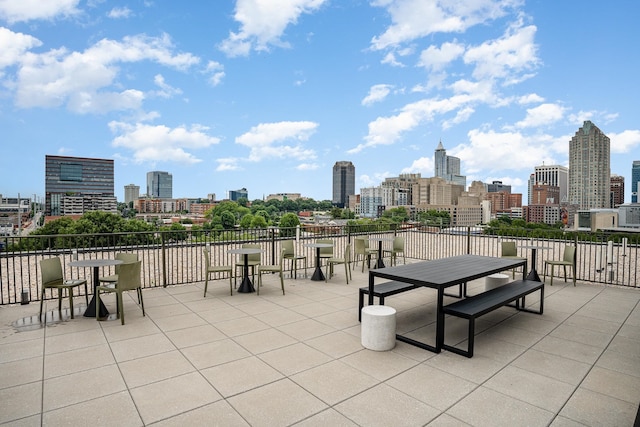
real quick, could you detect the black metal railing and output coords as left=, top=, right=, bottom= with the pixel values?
left=0, top=224, right=637, bottom=305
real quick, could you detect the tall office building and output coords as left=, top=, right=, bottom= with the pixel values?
left=529, top=164, right=569, bottom=204
left=45, top=155, right=116, bottom=216
left=146, top=171, right=172, bottom=199
left=610, top=175, right=624, bottom=208
left=229, top=188, right=248, bottom=201
left=332, top=161, right=355, bottom=208
left=632, top=161, right=640, bottom=203
left=124, top=184, right=140, bottom=205
left=568, top=121, right=610, bottom=209
left=434, top=141, right=466, bottom=187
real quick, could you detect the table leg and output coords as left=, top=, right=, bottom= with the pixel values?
left=84, top=266, right=110, bottom=318
left=310, top=248, right=325, bottom=281
left=237, top=254, right=255, bottom=293
left=375, top=240, right=385, bottom=269
left=526, top=249, right=542, bottom=282
left=435, top=287, right=444, bottom=352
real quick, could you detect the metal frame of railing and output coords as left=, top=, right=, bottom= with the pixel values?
left=0, top=224, right=637, bottom=305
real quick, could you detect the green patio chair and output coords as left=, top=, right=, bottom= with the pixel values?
left=500, top=241, right=527, bottom=278
left=203, top=248, right=233, bottom=297
left=326, top=244, right=352, bottom=284
left=96, top=261, right=144, bottom=325
left=39, top=257, right=88, bottom=320
left=544, top=246, right=576, bottom=286
left=257, top=249, right=285, bottom=295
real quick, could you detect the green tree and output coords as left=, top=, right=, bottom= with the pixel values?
left=279, top=213, right=300, bottom=237
left=239, top=214, right=254, bottom=228
left=220, top=211, right=236, bottom=229
left=250, top=215, right=268, bottom=228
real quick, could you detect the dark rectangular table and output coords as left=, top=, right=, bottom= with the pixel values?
left=368, top=254, right=527, bottom=353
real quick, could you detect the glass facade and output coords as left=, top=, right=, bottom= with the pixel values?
left=146, top=171, right=173, bottom=199
left=332, top=161, right=355, bottom=208
left=45, top=155, right=115, bottom=216
left=632, top=160, right=640, bottom=203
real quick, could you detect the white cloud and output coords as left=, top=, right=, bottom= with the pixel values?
left=216, top=157, right=242, bottom=171
left=370, top=0, right=519, bottom=50
left=107, top=6, right=133, bottom=19
left=400, top=156, right=434, bottom=175
left=362, top=84, right=393, bottom=106
left=12, top=33, right=199, bottom=113
left=219, top=0, right=328, bottom=57
left=205, top=61, right=225, bottom=86
left=514, top=103, right=565, bottom=128
left=464, top=19, right=540, bottom=83
left=152, top=74, right=182, bottom=99
left=418, top=41, right=465, bottom=72
left=609, top=130, right=640, bottom=154
left=0, top=27, right=41, bottom=69
left=517, top=93, right=544, bottom=104
left=455, top=128, right=559, bottom=174
left=296, top=163, right=319, bottom=170
left=0, top=0, right=80, bottom=23
left=109, top=121, right=221, bottom=164
left=235, top=121, right=318, bottom=162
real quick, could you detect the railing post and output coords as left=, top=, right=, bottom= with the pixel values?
left=161, top=232, right=168, bottom=287
left=466, top=226, right=471, bottom=254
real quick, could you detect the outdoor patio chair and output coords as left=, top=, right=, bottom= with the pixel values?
left=326, top=243, right=352, bottom=284
left=39, top=257, right=88, bottom=320
left=98, top=252, right=140, bottom=303
left=317, top=239, right=334, bottom=265
left=203, top=248, right=233, bottom=297
left=384, top=236, right=406, bottom=266
left=353, top=237, right=376, bottom=272
left=96, top=261, right=144, bottom=325
left=282, top=240, right=307, bottom=279
left=234, top=243, right=261, bottom=287
left=543, top=245, right=576, bottom=286
left=257, top=249, right=285, bottom=295
left=501, top=241, right=527, bottom=278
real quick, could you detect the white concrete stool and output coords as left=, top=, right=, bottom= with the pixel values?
left=361, top=305, right=396, bottom=351
left=485, top=273, right=509, bottom=291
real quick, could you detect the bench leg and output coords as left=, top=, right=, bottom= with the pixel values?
left=442, top=316, right=475, bottom=358
left=358, top=289, right=364, bottom=322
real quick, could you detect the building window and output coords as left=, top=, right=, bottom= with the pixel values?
left=60, top=163, right=83, bottom=182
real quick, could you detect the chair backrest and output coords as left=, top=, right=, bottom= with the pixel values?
left=282, top=240, right=295, bottom=258
left=317, top=239, right=333, bottom=256
left=117, top=261, right=142, bottom=291
left=354, top=238, right=366, bottom=254
left=40, top=257, right=64, bottom=287
left=203, top=248, right=211, bottom=270
left=344, top=244, right=351, bottom=263
left=563, top=246, right=576, bottom=263
left=115, top=252, right=138, bottom=273
left=241, top=243, right=262, bottom=262
left=501, top=241, right=517, bottom=257
left=393, top=236, right=405, bottom=251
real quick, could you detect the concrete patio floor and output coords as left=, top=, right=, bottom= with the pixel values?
left=1, top=261, right=639, bottom=426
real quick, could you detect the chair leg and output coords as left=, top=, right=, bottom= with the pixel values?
left=139, top=288, right=145, bottom=317
left=204, top=275, right=209, bottom=297
left=229, top=273, right=233, bottom=296
left=68, top=288, right=74, bottom=319
left=39, top=289, right=45, bottom=321
left=280, top=271, right=284, bottom=295
left=117, top=292, right=124, bottom=325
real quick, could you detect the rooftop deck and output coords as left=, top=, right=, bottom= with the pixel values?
left=1, top=261, right=639, bottom=426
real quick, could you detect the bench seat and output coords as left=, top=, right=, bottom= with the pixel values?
left=442, top=279, right=544, bottom=357
left=358, top=281, right=416, bottom=321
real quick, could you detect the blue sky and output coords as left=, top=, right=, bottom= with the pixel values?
left=1, top=0, right=639, bottom=203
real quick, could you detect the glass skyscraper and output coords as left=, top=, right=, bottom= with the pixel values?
left=146, top=171, right=173, bottom=199
left=632, top=161, right=640, bottom=203
left=332, top=161, right=355, bottom=208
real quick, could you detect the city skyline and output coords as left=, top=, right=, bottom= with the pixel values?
left=1, top=2, right=639, bottom=202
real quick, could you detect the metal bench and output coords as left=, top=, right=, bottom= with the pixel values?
left=442, top=279, right=544, bottom=357
left=358, top=281, right=416, bottom=321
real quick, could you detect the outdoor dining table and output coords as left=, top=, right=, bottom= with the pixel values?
left=519, top=244, right=549, bottom=282
left=228, top=248, right=263, bottom=293
left=370, top=236, right=394, bottom=269
left=68, top=258, right=123, bottom=318
left=304, top=242, right=334, bottom=281
left=368, top=254, right=528, bottom=353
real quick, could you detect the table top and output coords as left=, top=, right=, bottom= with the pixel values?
left=69, top=259, right=123, bottom=268
left=369, top=254, right=526, bottom=288
left=369, top=236, right=394, bottom=242
left=228, top=248, right=263, bottom=255
left=304, top=243, right=334, bottom=248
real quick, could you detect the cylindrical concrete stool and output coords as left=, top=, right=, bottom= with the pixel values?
left=485, top=273, right=509, bottom=291
left=361, top=305, right=396, bottom=351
